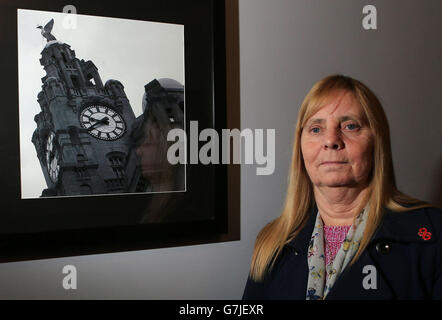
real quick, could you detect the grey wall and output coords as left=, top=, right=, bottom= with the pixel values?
left=0, top=0, right=440, bottom=299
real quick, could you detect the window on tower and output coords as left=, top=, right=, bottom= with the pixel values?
left=165, top=107, right=176, bottom=123
left=76, top=167, right=89, bottom=178
left=108, top=153, right=125, bottom=167
left=86, top=74, right=96, bottom=87
left=71, top=75, right=81, bottom=89
left=107, top=152, right=127, bottom=188
left=77, top=154, right=87, bottom=162
left=80, top=184, right=92, bottom=195
left=61, top=52, right=68, bottom=64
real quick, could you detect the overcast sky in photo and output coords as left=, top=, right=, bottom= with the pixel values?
left=17, top=8, right=185, bottom=199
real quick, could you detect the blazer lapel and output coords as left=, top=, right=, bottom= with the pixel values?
left=285, top=203, right=318, bottom=254
left=325, top=207, right=437, bottom=299
left=282, top=204, right=317, bottom=299
left=324, top=248, right=395, bottom=299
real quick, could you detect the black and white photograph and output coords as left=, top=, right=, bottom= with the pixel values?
left=0, top=0, right=231, bottom=260
left=18, top=9, right=186, bottom=199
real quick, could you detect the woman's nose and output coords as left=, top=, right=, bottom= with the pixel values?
left=324, top=129, right=344, bottom=150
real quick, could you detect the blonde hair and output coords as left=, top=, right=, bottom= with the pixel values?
left=249, top=75, right=431, bottom=281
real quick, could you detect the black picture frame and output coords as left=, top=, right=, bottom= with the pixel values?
left=0, top=0, right=240, bottom=262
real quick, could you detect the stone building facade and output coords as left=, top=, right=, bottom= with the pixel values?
left=31, top=38, right=184, bottom=197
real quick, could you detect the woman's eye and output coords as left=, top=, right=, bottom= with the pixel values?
left=310, top=127, right=321, bottom=134
left=344, top=123, right=359, bottom=130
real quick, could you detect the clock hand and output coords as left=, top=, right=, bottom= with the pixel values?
left=87, top=122, right=101, bottom=131
left=87, top=117, right=109, bottom=131
left=90, top=116, right=109, bottom=122
left=98, top=116, right=109, bottom=123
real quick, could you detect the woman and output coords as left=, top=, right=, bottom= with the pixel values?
left=243, top=75, right=442, bottom=300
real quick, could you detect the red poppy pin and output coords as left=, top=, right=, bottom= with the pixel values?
left=418, top=227, right=432, bottom=241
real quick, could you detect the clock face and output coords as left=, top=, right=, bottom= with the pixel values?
left=45, top=131, right=60, bottom=183
left=79, top=105, right=126, bottom=141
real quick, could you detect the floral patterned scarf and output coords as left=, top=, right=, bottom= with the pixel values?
left=306, top=205, right=369, bottom=300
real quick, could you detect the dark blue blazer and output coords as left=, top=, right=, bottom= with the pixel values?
left=243, top=204, right=442, bottom=300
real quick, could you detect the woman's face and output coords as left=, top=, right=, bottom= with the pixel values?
left=300, top=90, right=374, bottom=189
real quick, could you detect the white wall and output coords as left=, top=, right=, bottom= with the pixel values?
left=0, top=0, right=440, bottom=299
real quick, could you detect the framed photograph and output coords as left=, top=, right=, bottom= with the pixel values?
left=0, top=0, right=240, bottom=261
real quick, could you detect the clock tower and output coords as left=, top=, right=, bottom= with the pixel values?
left=31, top=37, right=139, bottom=197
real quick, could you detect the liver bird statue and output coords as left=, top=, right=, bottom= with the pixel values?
left=37, top=19, right=56, bottom=42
